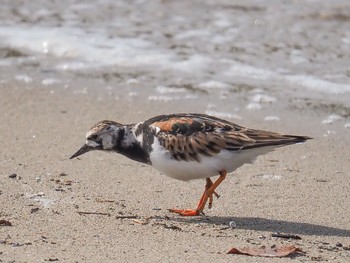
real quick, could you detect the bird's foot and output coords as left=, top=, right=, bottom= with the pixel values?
left=213, top=191, right=220, bottom=199
left=208, top=191, right=220, bottom=209
left=169, top=208, right=202, bottom=216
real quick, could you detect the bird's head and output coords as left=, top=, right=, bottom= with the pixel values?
left=70, top=120, right=123, bottom=159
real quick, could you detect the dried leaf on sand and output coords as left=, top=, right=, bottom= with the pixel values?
left=227, top=245, right=303, bottom=257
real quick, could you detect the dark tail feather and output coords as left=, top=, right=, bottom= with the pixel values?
left=284, top=135, right=312, bottom=143
left=243, top=135, right=312, bottom=150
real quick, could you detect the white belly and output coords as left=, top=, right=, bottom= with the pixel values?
left=149, top=140, right=276, bottom=181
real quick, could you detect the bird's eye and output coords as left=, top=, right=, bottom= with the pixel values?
left=88, top=134, right=99, bottom=141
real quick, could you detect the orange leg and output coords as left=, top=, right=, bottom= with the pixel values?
left=169, top=170, right=227, bottom=216
left=206, top=178, right=220, bottom=209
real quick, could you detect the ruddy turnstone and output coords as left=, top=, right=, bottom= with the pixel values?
left=70, top=113, right=311, bottom=216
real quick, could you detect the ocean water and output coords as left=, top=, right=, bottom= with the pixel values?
left=0, top=0, right=349, bottom=126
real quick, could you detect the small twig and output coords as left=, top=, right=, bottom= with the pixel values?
left=115, top=215, right=137, bottom=219
left=77, top=211, right=110, bottom=216
left=96, top=198, right=115, bottom=203
left=219, top=226, right=231, bottom=230
left=272, top=233, right=302, bottom=240
left=132, top=219, right=149, bottom=225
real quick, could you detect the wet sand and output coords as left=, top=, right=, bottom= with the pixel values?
left=1, top=84, right=349, bottom=262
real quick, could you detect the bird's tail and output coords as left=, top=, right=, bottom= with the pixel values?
left=242, top=135, right=312, bottom=150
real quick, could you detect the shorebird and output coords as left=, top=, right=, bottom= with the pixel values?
left=70, top=113, right=311, bottom=216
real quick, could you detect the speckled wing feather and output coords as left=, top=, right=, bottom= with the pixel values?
left=147, top=113, right=310, bottom=162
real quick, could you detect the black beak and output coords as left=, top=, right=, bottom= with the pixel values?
left=70, top=144, right=94, bottom=159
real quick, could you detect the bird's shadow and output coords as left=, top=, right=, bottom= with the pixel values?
left=167, top=216, right=350, bottom=237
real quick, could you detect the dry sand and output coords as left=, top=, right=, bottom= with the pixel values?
left=1, top=85, right=350, bottom=262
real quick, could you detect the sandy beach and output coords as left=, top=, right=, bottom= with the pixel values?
left=1, top=1, right=350, bottom=262
left=1, top=83, right=349, bottom=262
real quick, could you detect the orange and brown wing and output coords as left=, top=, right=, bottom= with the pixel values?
left=150, top=115, right=254, bottom=161
left=146, top=113, right=310, bottom=162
